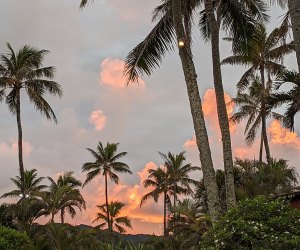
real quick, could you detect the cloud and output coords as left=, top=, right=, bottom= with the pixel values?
left=89, top=109, right=107, bottom=131
left=100, top=58, right=145, bottom=88
left=269, top=120, right=300, bottom=149
left=184, top=135, right=196, bottom=149
left=72, top=161, right=163, bottom=235
left=0, top=139, right=32, bottom=157
left=202, top=88, right=236, bottom=134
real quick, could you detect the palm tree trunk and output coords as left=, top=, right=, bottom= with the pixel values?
left=260, top=66, right=272, bottom=164
left=259, top=130, right=264, bottom=164
left=16, top=89, right=25, bottom=194
left=204, top=0, right=236, bottom=209
left=172, top=0, right=221, bottom=223
left=51, top=213, right=55, bottom=223
left=289, top=0, right=300, bottom=73
left=104, top=172, right=111, bottom=239
left=163, top=191, right=167, bottom=236
left=60, top=208, right=64, bottom=224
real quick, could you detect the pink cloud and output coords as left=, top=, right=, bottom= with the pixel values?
left=100, top=58, right=145, bottom=88
left=0, top=139, right=32, bottom=157
left=202, top=89, right=236, bottom=134
left=89, top=109, right=107, bottom=131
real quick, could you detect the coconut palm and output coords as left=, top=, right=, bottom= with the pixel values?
left=222, top=23, right=294, bottom=164
left=47, top=172, right=83, bottom=223
left=269, top=0, right=300, bottom=72
left=93, top=201, right=132, bottom=234
left=168, top=199, right=210, bottom=248
left=82, top=142, right=132, bottom=236
left=230, top=76, right=283, bottom=162
left=140, top=167, right=170, bottom=236
left=0, top=43, right=63, bottom=185
left=39, top=185, right=86, bottom=223
left=271, top=70, right=300, bottom=131
left=1, top=169, right=47, bottom=200
left=159, top=151, right=200, bottom=207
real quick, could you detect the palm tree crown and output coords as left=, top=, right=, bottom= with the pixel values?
left=1, top=169, right=47, bottom=200
left=93, top=201, right=132, bottom=234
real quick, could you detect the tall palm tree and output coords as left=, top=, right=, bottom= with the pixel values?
left=159, top=151, right=200, bottom=207
left=81, top=142, right=132, bottom=236
left=47, top=172, right=83, bottom=223
left=271, top=70, right=300, bottom=131
left=1, top=169, right=47, bottom=200
left=230, top=76, right=283, bottom=162
left=140, top=167, right=170, bottom=236
left=93, top=201, right=132, bottom=234
left=222, top=23, right=294, bottom=164
left=0, top=43, right=63, bottom=185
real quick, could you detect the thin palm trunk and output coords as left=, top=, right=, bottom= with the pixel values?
left=260, top=67, right=271, bottom=164
left=51, top=213, right=55, bottom=223
left=172, top=0, right=221, bottom=223
left=204, top=0, right=236, bottom=209
left=104, top=172, right=111, bottom=240
left=163, top=191, right=167, bottom=236
left=16, top=89, right=25, bottom=195
left=60, top=208, right=64, bottom=224
left=289, top=0, right=300, bottom=73
left=259, top=130, right=264, bottom=164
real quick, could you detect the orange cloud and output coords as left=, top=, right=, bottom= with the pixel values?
left=184, top=135, right=197, bottom=149
left=69, top=162, right=164, bottom=235
left=202, top=88, right=236, bottom=134
left=269, top=120, right=300, bottom=149
left=100, top=58, right=145, bottom=88
left=89, top=109, right=107, bottom=131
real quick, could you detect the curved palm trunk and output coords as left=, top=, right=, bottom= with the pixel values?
left=289, top=0, right=300, bottom=73
left=204, top=0, right=236, bottom=209
left=260, top=67, right=272, bottom=164
left=163, top=191, right=167, bottom=236
left=16, top=89, right=25, bottom=194
left=104, top=172, right=111, bottom=240
left=172, top=0, right=221, bottom=223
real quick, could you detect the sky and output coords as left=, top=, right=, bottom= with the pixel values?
left=0, top=0, right=299, bottom=235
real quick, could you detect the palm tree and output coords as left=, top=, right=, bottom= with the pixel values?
left=82, top=142, right=132, bottom=236
left=230, top=76, right=283, bottom=162
left=269, top=0, right=300, bottom=72
left=222, top=23, right=294, bottom=164
left=47, top=172, right=83, bottom=223
left=0, top=43, right=63, bottom=185
left=39, top=185, right=86, bottom=223
left=271, top=70, right=300, bottom=131
left=140, top=167, right=170, bottom=236
left=93, top=201, right=132, bottom=234
left=168, top=199, right=210, bottom=248
left=1, top=169, right=47, bottom=200
left=159, top=151, right=200, bottom=207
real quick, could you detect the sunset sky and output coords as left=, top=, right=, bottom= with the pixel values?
left=0, top=0, right=299, bottom=235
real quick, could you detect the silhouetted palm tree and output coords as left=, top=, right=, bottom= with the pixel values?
left=222, top=23, right=293, bottom=164
left=0, top=43, right=62, bottom=186
left=230, top=76, right=283, bottom=162
left=140, top=167, right=170, bottom=236
left=271, top=70, right=300, bottom=131
left=82, top=142, right=132, bottom=236
left=1, top=169, right=47, bottom=201
left=47, top=172, right=83, bottom=223
left=93, top=201, right=132, bottom=234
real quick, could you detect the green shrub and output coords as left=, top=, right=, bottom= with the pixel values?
left=0, top=226, right=33, bottom=250
left=200, top=196, right=300, bottom=250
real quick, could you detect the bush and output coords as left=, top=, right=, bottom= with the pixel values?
left=200, top=196, right=300, bottom=250
left=0, top=226, right=33, bottom=250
